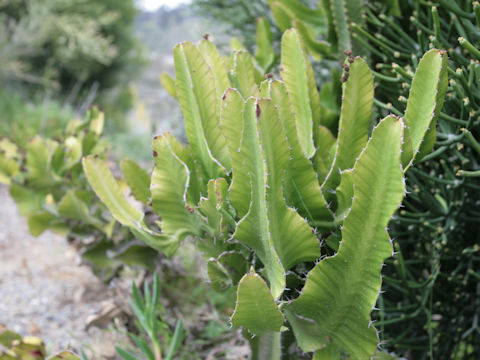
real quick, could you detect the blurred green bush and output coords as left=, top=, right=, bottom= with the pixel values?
left=0, top=91, right=73, bottom=147
left=0, top=0, right=145, bottom=130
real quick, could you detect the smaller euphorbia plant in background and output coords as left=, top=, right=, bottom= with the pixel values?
left=0, top=108, right=158, bottom=280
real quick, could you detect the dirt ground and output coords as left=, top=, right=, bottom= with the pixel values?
left=0, top=185, right=251, bottom=360
left=0, top=185, right=125, bottom=358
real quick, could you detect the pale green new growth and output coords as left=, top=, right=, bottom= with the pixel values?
left=329, top=0, right=351, bottom=56
left=25, top=137, right=53, bottom=189
left=280, top=29, right=315, bottom=158
left=402, top=49, right=448, bottom=168
left=159, top=72, right=177, bottom=99
left=198, top=38, right=231, bottom=105
left=220, top=89, right=249, bottom=215
left=323, top=57, right=373, bottom=194
left=269, top=1, right=294, bottom=31
left=230, top=51, right=260, bottom=98
left=232, top=99, right=320, bottom=298
left=231, top=98, right=285, bottom=298
left=174, top=42, right=228, bottom=175
left=198, top=178, right=229, bottom=239
left=312, top=125, right=336, bottom=184
left=334, top=169, right=354, bottom=222
left=263, top=80, right=332, bottom=222
left=0, top=139, right=19, bottom=184
left=255, top=17, right=275, bottom=71
left=121, top=159, right=151, bottom=204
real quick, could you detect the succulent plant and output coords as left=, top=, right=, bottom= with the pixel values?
left=85, top=28, right=447, bottom=358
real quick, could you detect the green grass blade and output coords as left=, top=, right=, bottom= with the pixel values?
left=128, top=333, right=155, bottom=360
left=116, top=347, right=139, bottom=360
left=165, top=320, right=184, bottom=360
left=152, top=273, right=160, bottom=310
left=131, top=282, right=144, bottom=312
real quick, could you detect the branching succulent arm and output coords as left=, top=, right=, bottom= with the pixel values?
left=85, top=28, right=447, bottom=358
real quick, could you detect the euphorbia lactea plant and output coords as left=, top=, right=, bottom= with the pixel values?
left=84, top=28, right=447, bottom=359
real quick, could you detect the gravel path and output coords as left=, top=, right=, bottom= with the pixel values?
left=0, top=185, right=122, bottom=358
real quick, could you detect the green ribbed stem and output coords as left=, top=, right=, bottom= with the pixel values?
left=248, top=331, right=281, bottom=360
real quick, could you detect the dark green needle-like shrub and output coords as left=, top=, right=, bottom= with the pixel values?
left=195, top=1, right=480, bottom=357
left=351, top=2, right=480, bottom=358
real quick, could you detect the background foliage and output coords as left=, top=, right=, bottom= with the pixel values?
left=0, top=0, right=144, bottom=131
left=356, top=2, right=480, bottom=358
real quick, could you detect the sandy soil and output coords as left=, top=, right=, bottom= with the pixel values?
left=0, top=184, right=251, bottom=359
left=0, top=185, right=123, bottom=358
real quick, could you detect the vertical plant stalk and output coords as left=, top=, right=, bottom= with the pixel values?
left=288, top=115, right=405, bottom=358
